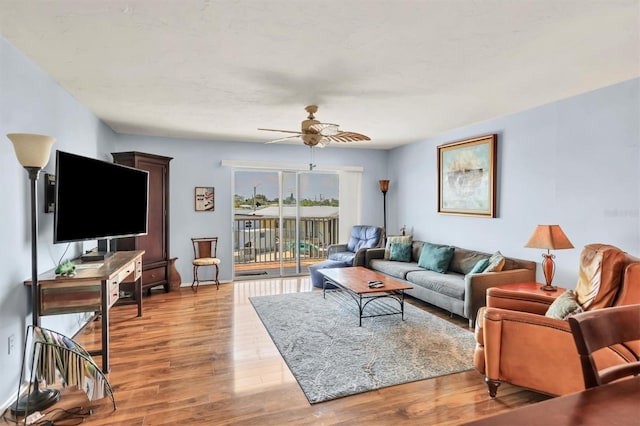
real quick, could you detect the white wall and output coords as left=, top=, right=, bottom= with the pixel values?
left=388, top=78, right=640, bottom=287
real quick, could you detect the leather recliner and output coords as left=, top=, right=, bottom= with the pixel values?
left=326, top=225, right=384, bottom=266
left=473, top=243, right=640, bottom=397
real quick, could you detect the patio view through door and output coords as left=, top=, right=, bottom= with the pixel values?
left=233, top=170, right=339, bottom=279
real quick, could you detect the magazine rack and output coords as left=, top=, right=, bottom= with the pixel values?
left=13, top=326, right=116, bottom=423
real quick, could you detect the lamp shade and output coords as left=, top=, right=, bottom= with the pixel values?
left=524, top=225, right=574, bottom=250
left=7, top=133, right=55, bottom=168
left=379, top=179, right=390, bottom=193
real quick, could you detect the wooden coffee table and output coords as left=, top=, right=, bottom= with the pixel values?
left=318, top=266, right=413, bottom=326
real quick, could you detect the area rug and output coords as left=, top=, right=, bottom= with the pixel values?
left=249, top=290, right=476, bottom=404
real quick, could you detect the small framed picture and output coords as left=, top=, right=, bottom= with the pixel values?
left=195, top=187, right=215, bottom=211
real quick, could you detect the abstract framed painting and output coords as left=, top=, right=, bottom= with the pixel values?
left=437, top=134, right=497, bottom=217
left=194, top=186, right=215, bottom=211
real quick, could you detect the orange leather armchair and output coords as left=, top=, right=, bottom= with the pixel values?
left=473, top=244, right=640, bottom=397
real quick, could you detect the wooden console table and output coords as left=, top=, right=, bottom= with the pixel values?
left=24, top=250, right=144, bottom=372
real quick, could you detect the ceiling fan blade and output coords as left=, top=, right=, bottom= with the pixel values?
left=265, top=135, right=302, bottom=144
left=324, top=131, right=371, bottom=143
left=308, top=122, right=340, bottom=135
left=317, top=137, right=331, bottom=148
left=258, top=128, right=303, bottom=135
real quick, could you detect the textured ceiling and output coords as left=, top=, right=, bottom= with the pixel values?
left=1, top=0, right=638, bottom=149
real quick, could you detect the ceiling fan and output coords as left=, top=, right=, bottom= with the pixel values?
left=258, top=105, right=371, bottom=148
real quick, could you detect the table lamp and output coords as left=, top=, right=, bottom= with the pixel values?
left=524, top=224, right=574, bottom=291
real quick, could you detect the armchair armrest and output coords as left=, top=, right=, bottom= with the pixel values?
left=481, top=307, right=583, bottom=396
left=327, top=244, right=348, bottom=258
left=365, top=248, right=386, bottom=268
left=486, top=285, right=556, bottom=315
left=464, top=268, right=537, bottom=326
left=353, top=247, right=369, bottom=267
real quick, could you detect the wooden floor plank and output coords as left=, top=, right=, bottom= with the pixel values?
left=3, top=277, right=549, bottom=425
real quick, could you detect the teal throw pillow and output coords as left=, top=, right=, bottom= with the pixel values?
left=384, top=235, right=413, bottom=259
left=468, top=258, right=490, bottom=274
left=389, top=242, right=412, bottom=262
left=417, top=243, right=455, bottom=273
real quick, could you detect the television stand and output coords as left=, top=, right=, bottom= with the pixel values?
left=80, top=251, right=114, bottom=262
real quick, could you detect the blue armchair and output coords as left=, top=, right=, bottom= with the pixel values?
left=327, top=225, right=384, bottom=266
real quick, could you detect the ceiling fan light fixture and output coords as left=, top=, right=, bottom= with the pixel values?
left=258, top=105, right=370, bottom=146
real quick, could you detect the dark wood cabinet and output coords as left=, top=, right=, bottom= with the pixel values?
left=112, top=152, right=172, bottom=293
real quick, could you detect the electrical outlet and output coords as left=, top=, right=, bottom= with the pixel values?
left=8, top=334, right=15, bottom=355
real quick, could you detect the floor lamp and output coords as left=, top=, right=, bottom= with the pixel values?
left=8, top=133, right=60, bottom=416
left=379, top=180, right=389, bottom=240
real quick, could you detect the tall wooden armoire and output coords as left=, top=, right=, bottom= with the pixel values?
left=112, top=152, right=173, bottom=293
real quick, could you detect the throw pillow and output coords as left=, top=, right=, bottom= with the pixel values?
left=449, top=249, right=490, bottom=275
left=574, top=244, right=628, bottom=310
left=384, top=235, right=413, bottom=260
left=417, top=242, right=455, bottom=273
left=389, top=242, right=413, bottom=262
left=484, top=251, right=506, bottom=273
left=468, top=258, right=490, bottom=274
left=545, top=290, right=584, bottom=319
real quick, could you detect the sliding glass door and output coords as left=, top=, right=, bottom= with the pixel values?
left=233, top=170, right=339, bottom=279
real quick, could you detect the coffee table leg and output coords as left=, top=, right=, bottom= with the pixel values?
left=359, top=294, right=363, bottom=326
left=401, top=291, right=405, bottom=320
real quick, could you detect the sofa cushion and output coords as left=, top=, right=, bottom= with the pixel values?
left=468, top=258, right=490, bottom=274
left=328, top=251, right=355, bottom=264
left=369, top=259, right=423, bottom=280
left=449, top=248, right=490, bottom=274
left=347, top=225, right=382, bottom=252
left=417, top=243, right=455, bottom=273
left=411, top=240, right=425, bottom=262
left=384, top=235, right=413, bottom=259
left=405, top=270, right=466, bottom=300
left=545, top=290, right=584, bottom=319
left=484, top=251, right=506, bottom=272
left=389, top=242, right=412, bottom=262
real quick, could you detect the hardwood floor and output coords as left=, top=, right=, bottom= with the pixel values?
left=8, top=277, right=549, bottom=425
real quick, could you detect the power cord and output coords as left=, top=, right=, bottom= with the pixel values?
left=0, top=399, right=91, bottom=425
left=56, top=243, right=71, bottom=266
left=32, top=406, right=92, bottom=426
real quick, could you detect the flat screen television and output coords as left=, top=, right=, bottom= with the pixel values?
left=54, top=150, right=149, bottom=260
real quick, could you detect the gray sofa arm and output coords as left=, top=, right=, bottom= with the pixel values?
left=464, top=268, right=536, bottom=328
left=364, top=248, right=386, bottom=268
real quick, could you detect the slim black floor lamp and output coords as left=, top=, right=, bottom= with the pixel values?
left=8, top=133, right=60, bottom=416
left=379, top=180, right=389, bottom=242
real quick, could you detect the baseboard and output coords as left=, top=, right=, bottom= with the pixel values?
left=0, top=381, right=29, bottom=417
left=178, top=280, right=231, bottom=287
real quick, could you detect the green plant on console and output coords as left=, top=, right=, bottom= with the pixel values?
left=55, top=260, right=76, bottom=277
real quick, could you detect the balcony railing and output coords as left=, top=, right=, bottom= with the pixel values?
left=233, top=217, right=339, bottom=266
